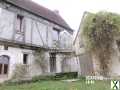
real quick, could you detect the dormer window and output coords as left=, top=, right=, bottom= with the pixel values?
left=16, top=15, right=24, bottom=32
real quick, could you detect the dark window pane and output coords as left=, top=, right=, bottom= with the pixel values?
left=0, top=64, right=2, bottom=74
left=4, top=64, right=8, bottom=74
left=23, top=54, right=28, bottom=64
left=16, top=15, right=24, bottom=32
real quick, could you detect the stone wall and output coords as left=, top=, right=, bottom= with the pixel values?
left=0, top=46, right=50, bottom=81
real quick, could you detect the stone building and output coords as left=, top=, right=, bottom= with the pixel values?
left=73, top=12, right=94, bottom=76
left=74, top=11, right=120, bottom=77
left=0, top=0, right=79, bottom=82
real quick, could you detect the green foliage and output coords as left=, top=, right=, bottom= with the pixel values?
left=3, top=79, right=32, bottom=86
left=0, top=80, right=110, bottom=90
left=34, top=50, right=48, bottom=73
left=32, top=72, right=78, bottom=81
left=12, top=64, right=28, bottom=80
left=55, top=72, right=78, bottom=80
left=4, top=72, right=78, bottom=85
left=82, top=11, right=120, bottom=76
left=32, top=75, right=55, bottom=82
left=82, top=12, right=120, bottom=50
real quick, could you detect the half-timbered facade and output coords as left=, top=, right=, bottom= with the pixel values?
left=0, top=0, right=79, bottom=82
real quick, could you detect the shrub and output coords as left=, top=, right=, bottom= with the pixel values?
left=12, top=64, right=28, bottom=80
left=32, top=72, right=78, bottom=81
left=3, top=72, right=78, bottom=85
left=54, top=72, right=78, bottom=80
left=32, top=75, right=55, bottom=82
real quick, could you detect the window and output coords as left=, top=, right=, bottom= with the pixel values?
left=0, top=55, right=9, bottom=75
left=50, top=53, right=56, bottom=72
left=23, top=54, right=28, bottom=64
left=4, top=64, right=8, bottom=74
left=52, top=28, right=60, bottom=47
left=16, top=15, right=24, bottom=32
left=52, top=28, right=60, bottom=41
left=0, top=64, right=2, bottom=74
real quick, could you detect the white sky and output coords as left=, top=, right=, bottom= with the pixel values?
left=32, top=0, right=120, bottom=34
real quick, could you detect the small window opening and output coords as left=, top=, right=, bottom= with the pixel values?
left=0, top=64, right=2, bottom=74
left=23, top=54, right=28, bottom=64
left=4, top=64, right=8, bottom=74
left=16, top=14, right=24, bottom=32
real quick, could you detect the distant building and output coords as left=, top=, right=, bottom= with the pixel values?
left=73, top=12, right=94, bottom=76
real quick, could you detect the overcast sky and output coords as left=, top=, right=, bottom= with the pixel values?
left=32, top=0, right=120, bottom=34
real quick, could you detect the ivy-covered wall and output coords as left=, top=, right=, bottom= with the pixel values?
left=81, top=11, right=120, bottom=77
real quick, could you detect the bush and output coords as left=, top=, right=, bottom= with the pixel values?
left=32, top=72, right=78, bottom=81
left=3, top=72, right=78, bottom=85
left=32, top=75, right=55, bottom=82
left=54, top=72, right=78, bottom=80
left=3, top=79, right=32, bottom=86
left=12, top=64, right=28, bottom=80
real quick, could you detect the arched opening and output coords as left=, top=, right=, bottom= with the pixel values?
left=0, top=55, right=9, bottom=76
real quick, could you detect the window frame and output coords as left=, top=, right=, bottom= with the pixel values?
left=16, top=14, right=24, bottom=33
left=23, top=54, right=28, bottom=65
left=0, top=55, right=9, bottom=76
left=52, top=27, right=60, bottom=41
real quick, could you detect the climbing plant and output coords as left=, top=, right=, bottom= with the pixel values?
left=12, top=64, right=28, bottom=80
left=34, top=49, right=48, bottom=73
left=82, top=11, right=120, bottom=76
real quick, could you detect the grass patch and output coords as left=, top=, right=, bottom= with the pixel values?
left=0, top=80, right=110, bottom=90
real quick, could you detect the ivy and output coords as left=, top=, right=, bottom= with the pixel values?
left=34, top=49, right=48, bottom=73
left=82, top=11, right=120, bottom=76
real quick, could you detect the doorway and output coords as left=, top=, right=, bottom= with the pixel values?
left=50, top=53, right=56, bottom=73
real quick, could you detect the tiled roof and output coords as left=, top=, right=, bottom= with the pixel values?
left=5, top=0, right=73, bottom=32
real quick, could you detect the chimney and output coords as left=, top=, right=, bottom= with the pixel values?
left=54, top=10, right=59, bottom=15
